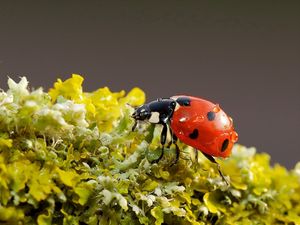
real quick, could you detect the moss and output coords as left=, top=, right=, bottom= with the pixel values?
left=0, top=75, right=299, bottom=225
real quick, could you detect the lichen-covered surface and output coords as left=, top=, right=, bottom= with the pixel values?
left=0, top=75, right=299, bottom=225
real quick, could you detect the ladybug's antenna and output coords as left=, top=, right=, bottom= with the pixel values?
left=126, top=103, right=138, bottom=109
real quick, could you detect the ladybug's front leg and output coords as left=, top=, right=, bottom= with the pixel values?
left=165, top=126, right=180, bottom=166
left=131, top=120, right=138, bottom=131
left=171, top=135, right=180, bottom=166
left=152, top=123, right=167, bottom=163
left=166, top=126, right=173, bottom=148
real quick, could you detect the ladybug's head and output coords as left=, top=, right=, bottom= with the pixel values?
left=132, top=105, right=151, bottom=121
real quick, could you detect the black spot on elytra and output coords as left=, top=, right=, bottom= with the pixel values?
left=207, top=111, right=216, bottom=121
left=176, top=97, right=191, bottom=106
left=189, top=129, right=199, bottom=139
left=221, top=139, right=229, bottom=152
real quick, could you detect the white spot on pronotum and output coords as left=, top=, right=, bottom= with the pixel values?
left=170, top=96, right=181, bottom=111
left=148, top=112, right=160, bottom=123
left=174, top=103, right=180, bottom=111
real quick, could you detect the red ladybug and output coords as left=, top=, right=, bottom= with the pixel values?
left=132, top=95, right=238, bottom=182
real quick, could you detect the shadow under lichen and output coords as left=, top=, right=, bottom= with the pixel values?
left=0, top=75, right=299, bottom=225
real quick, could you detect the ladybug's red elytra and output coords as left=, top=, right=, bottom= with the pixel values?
left=132, top=95, right=238, bottom=182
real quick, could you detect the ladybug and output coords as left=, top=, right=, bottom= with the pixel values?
left=132, top=95, right=238, bottom=182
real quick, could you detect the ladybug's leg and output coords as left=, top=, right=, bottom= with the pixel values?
left=170, top=134, right=180, bottom=166
left=152, top=123, right=167, bottom=163
left=201, top=152, right=229, bottom=185
left=132, top=120, right=138, bottom=131
left=166, top=126, right=173, bottom=148
left=195, top=149, right=198, bottom=163
left=164, top=126, right=180, bottom=166
left=173, top=135, right=180, bottom=163
left=160, top=123, right=168, bottom=151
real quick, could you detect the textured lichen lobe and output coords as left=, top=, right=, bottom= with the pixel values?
left=0, top=75, right=299, bottom=225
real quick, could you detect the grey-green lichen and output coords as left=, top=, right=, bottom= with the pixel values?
left=0, top=75, right=299, bottom=225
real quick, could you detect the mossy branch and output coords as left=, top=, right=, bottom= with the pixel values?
left=0, top=75, right=299, bottom=225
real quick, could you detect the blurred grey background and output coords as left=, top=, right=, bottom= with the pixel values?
left=0, top=1, right=299, bottom=168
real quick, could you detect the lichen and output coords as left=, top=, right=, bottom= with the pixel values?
left=0, top=75, right=299, bottom=225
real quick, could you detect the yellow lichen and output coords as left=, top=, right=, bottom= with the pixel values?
left=0, top=75, right=299, bottom=225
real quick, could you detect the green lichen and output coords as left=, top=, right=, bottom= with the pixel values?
left=0, top=75, right=299, bottom=225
